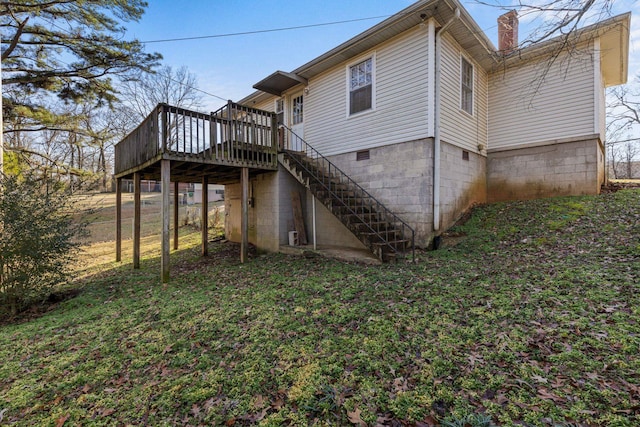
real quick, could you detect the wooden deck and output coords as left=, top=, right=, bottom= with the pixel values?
left=114, top=102, right=278, bottom=282
left=114, top=102, right=278, bottom=183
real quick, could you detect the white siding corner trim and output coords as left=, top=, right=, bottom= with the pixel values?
left=427, top=19, right=436, bottom=137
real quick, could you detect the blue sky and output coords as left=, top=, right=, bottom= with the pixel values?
left=126, top=0, right=640, bottom=112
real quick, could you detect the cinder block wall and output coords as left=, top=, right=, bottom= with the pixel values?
left=303, top=192, right=368, bottom=250
left=326, top=139, right=434, bottom=247
left=224, top=166, right=305, bottom=253
left=487, top=137, right=604, bottom=203
left=439, top=141, right=487, bottom=230
left=276, top=166, right=307, bottom=246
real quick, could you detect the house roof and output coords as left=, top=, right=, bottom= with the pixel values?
left=494, top=12, right=631, bottom=87
left=240, top=0, right=630, bottom=105
left=241, top=0, right=498, bottom=104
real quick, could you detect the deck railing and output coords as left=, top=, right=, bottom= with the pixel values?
left=114, top=102, right=278, bottom=175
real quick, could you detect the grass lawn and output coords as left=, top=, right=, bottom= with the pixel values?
left=0, top=189, right=639, bottom=426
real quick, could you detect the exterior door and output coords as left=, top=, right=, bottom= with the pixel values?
left=290, top=92, right=304, bottom=151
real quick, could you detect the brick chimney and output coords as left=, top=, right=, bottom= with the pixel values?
left=498, top=10, right=518, bottom=54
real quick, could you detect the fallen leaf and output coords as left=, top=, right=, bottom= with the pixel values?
left=392, top=377, right=408, bottom=393
left=55, top=414, right=70, bottom=427
left=347, top=407, right=366, bottom=426
left=537, top=388, right=566, bottom=403
left=271, top=397, right=284, bottom=410
left=253, top=394, right=265, bottom=409
left=417, top=415, right=438, bottom=426
left=190, top=404, right=200, bottom=417
left=102, top=408, right=116, bottom=416
left=531, top=375, right=548, bottom=384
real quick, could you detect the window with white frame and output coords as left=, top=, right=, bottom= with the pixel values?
left=460, top=57, right=473, bottom=115
left=349, top=57, right=373, bottom=115
left=275, top=98, right=284, bottom=124
left=292, top=95, right=303, bottom=125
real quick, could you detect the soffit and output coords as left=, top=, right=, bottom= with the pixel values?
left=599, top=14, right=630, bottom=86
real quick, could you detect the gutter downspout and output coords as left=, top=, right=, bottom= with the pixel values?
left=433, top=7, right=460, bottom=234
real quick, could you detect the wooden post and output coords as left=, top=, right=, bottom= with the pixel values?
left=173, top=181, right=179, bottom=250
left=201, top=175, right=209, bottom=256
left=312, top=195, right=317, bottom=251
left=161, top=160, right=170, bottom=283
left=133, top=172, right=141, bottom=269
left=116, top=178, right=122, bottom=262
left=241, top=167, right=249, bottom=263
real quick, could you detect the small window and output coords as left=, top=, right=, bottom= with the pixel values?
left=462, top=150, right=469, bottom=161
left=349, top=57, right=373, bottom=115
left=292, top=95, right=303, bottom=125
left=356, top=150, right=370, bottom=161
left=461, top=57, right=473, bottom=115
left=275, top=98, right=284, bottom=125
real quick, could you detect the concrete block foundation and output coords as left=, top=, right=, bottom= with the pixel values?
left=487, top=137, right=604, bottom=203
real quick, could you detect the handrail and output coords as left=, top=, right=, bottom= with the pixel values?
left=279, top=125, right=415, bottom=262
left=114, top=102, right=278, bottom=175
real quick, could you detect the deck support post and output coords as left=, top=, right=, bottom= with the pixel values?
left=161, top=160, right=171, bottom=283
left=115, top=178, right=122, bottom=262
left=133, top=172, right=141, bottom=269
left=173, top=181, right=179, bottom=250
left=241, top=167, right=249, bottom=263
left=312, top=195, right=317, bottom=251
left=201, top=176, right=209, bottom=256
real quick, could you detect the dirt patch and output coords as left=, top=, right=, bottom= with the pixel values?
left=601, top=180, right=640, bottom=193
left=0, top=288, right=82, bottom=326
left=173, top=241, right=258, bottom=274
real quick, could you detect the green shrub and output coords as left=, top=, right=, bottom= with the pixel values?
left=0, top=173, right=85, bottom=317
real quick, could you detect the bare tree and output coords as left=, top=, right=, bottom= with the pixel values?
left=119, top=66, right=204, bottom=121
left=606, top=75, right=640, bottom=179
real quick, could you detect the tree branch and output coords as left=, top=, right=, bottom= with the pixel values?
left=1, top=16, right=29, bottom=60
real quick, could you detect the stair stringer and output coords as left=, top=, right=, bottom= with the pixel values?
left=278, top=152, right=408, bottom=262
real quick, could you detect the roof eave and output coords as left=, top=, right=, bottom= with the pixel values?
left=491, top=12, right=631, bottom=86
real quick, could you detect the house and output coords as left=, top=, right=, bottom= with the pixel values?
left=225, top=0, right=630, bottom=254
left=113, top=0, right=630, bottom=277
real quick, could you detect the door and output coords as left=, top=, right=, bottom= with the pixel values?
left=290, top=92, right=304, bottom=151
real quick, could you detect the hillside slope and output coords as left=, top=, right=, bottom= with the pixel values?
left=0, top=189, right=638, bottom=426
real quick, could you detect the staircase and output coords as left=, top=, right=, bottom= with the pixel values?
left=278, top=127, right=414, bottom=263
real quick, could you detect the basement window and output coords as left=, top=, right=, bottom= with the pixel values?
left=356, top=150, right=370, bottom=161
left=462, top=150, right=470, bottom=161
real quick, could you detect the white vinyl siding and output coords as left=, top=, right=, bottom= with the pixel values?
left=440, top=34, right=489, bottom=154
left=252, top=97, right=276, bottom=112
left=304, top=27, right=431, bottom=157
left=488, top=42, right=596, bottom=151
